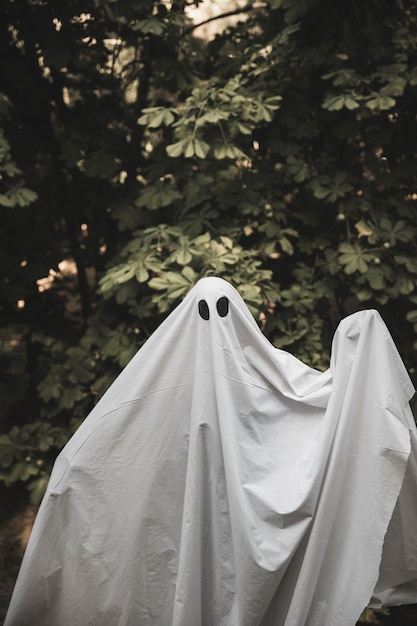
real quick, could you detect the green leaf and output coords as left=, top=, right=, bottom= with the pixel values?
left=184, top=139, right=195, bottom=158
left=322, top=94, right=360, bottom=111
left=269, top=0, right=285, bottom=9
left=366, top=94, right=396, bottom=110
left=166, top=140, right=187, bottom=158
left=5, top=186, right=38, bottom=207
left=135, top=183, right=180, bottom=209
left=236, top=122, right=253, bottom=135
left=133, top=18, right=166, bottom=36
left=198, top=110, right=230, bottom=124
left=149, top=271, right=195, bottom=303
left=367, top=268, right=385, bottom=290
left=194, top=139, right=210, bottom=159
left=138, top=108, right=175, bottom=128
left=339, top=243, right=371, bottom=274
left=0, top=193, right=14, bottom=207
left=181, top=266, right=197, bottom=282
left=135, top=263, right=149, bottom=283
left=84, top=154, right=118, bottom=178
left=102, top=263, right=136, bottom=288
left=27, top=476, right=49, bottom=503
left=279, top=236, right=294, bottom=255
left=406, top=311, right=417, bottom=324
left=286, top=156, right=309, bottom=182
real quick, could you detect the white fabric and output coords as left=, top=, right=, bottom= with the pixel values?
left=5, top=276, right=417, bottom=626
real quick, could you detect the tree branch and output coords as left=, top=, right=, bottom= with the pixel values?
left=184, top=2, right=267, bottom=35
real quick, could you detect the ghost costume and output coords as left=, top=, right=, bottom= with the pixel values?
left=5, top=277, right=417, bottom=626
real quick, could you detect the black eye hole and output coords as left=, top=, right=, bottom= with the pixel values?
left=216, top=296, right=229, bottom=317
left=198, top=299, right=210, bottom=320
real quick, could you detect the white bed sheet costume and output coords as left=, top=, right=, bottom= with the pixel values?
left=5, top=277, right=417, bottom=626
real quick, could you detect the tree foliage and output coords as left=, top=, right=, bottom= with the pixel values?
left=1, top=0, right=417, bottom=504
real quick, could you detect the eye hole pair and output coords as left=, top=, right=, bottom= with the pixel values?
left=198, top=296, right=229, bottom=320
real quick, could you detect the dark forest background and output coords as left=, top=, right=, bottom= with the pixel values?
left=1, top=1, right=417, bottom=623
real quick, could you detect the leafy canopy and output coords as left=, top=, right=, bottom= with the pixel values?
left=1, top=0, right=417, bottom=502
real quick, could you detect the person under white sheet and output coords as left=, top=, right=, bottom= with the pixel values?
left=5, top=277, right=417, bottom=626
